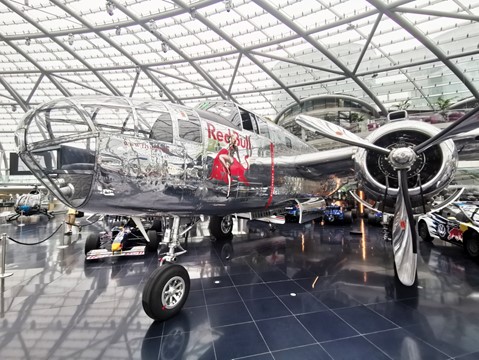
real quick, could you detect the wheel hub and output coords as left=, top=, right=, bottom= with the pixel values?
left=388, top=147, right=417, bottom=169
left=221, top=215, right=233, bottom=233
left=162, top=276, right=185, bottom=309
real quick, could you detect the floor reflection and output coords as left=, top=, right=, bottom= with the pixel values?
left=0, top=216, right=479, bottom=359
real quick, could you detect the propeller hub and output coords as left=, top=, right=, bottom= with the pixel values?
left=388, top=147, right=417, bottom=169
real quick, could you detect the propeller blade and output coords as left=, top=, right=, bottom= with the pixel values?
left=414, top=106, right=479, bottom=154
left=392, top=169, right=418, bottom=286
left=296, top=115, right=390, bottom=156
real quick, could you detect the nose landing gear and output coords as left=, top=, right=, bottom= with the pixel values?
left=142, top=215, right=200, bottom=321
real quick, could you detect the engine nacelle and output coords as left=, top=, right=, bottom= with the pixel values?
left=355, top=120, right=457, bottom=213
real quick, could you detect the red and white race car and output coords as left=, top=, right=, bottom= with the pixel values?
left=417, top=202, right=479, bottom=259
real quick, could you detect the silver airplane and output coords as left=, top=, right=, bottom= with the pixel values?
left=14, top=95, right=479, bottom=321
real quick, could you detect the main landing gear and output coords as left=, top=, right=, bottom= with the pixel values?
left=142, top=215, right=201, bottom=322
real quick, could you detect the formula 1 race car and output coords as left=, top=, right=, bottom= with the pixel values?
left=322, top=205, right=353, bottom=224
left=417, top=202, right=479, bottom=259
left=283, top=197, right=326, bottom=223
left=84, top=217, right=160, bottom=260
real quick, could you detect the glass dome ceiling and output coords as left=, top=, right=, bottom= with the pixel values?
left=0, top=0, right=478, bottom=141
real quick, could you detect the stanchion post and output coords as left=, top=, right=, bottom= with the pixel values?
left=18, top=210, right=25, bottom=227
left=58, top=222, right=69, bottom=249
left=0, top=233, right=13, bottom=278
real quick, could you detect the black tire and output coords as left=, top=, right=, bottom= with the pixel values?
left=351, top=209, right=358, bottom=219
left=146, top=229, right=159, bottom=253
left=464, top=232, right=479, bottom=259
left=418, top=221, right=433, bottom=242
left=85, top=233, right=100, bottom=256
left=142, top=264, right=190, bottom=321
left=343, top=211, right=353, bottom=224
left=209, top=215, right=233, bottom=241
left=149, top=219, right=162, bottom=232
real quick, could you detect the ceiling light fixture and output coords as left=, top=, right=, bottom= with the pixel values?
left=135, top=65, right=141, bottom=74
left=115, top=26, right=121, bottom=35
left=106, top=0, right=114, bottom=16
left=148, top=19, right=157, bottom=31
left=224, top=0, right=232, bottom=12
left=12, top=104, right=17, bottom=112
left=25, top=37, right=31, bottom=46
left=161, top=42, right=168, bottom=53
left=67, top=33, right=74, bottom=46
left=372, top=73, right=378, bottom=78
left=190, top=7, right=197, bottom=18
left=158, top=88, right=164, bottom=97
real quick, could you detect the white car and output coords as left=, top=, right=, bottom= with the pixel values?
left=417, top=202, right=479, bottom=259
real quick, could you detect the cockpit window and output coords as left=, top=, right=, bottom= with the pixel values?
left=169, top=105, right=202, bottom=143
left=85, top=106, right=136, bottom=136
left=178, top=119, right=201, bottom=142
left=31, top=103, right=90, bottom=142
left=257, top=118, right=271, bottom=139
left=195, top=101, right=241, bottom=128
left=150, top=112, right=173, bottom=143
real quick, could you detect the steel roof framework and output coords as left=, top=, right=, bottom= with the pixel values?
left=0, top=0, right=477, bottom=135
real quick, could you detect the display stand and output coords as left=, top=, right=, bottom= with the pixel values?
left=0, top=233, right=13, bottom=278
left=57, top=222, right=70, bottom=249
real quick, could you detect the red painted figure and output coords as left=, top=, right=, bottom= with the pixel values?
left=209, top=133, right=249, bottom=198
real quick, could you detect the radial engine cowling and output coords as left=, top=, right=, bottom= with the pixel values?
left=354, top=120, right=458, bottom=213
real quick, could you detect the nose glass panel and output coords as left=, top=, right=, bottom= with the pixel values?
left=19, top=99, right=97, bottom=208
left=26, top=138, right=97, bottom=208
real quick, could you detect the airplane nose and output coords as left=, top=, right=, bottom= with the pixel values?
left=15, top=99, right=98, bottom=209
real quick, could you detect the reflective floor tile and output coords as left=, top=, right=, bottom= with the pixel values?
left=334, top=305, right=397, bottom=334
left=366, top=328, right=450, bottom=360
left=266, top=280, right=307, bottom=296
left=213, top=322, right=268, bottom=359
left=321, top=335, right=390, bottom=360
left=272, top=344, right=331, bottom=360
left=204, top=286, right=241, bottom=305
left=208, top=301, right=252, bottom=327
left=236, top=283, right=275, bottom=300
left=297, top=310, right=358, bottom=342
left=256, top=316, right=316, bottom=351
left=312, top=288, right=362, bottom=309
left=278, top=292, right=327, bottom=315
left=243, top=297, right=291, bottom=320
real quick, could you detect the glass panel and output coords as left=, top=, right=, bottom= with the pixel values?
left=149, top=112, right=174, bottom=143
left=178, top=118, right=201, bottom=143
left=85, top=106, right=135, bottom=135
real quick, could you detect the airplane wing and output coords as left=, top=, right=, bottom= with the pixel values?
left=255, top=146, right=356, bottom=179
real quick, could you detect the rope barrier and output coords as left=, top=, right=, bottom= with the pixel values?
left=5, top=213, right=102, bottom=246
left=7, top=222, right=64, bottom=246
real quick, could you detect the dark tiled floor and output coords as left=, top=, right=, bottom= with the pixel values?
left=1, top=217, right=479, bottom=359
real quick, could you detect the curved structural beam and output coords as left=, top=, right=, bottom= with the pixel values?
left=0, top=34, right=71, bottom=99
left=173, top=0, right=300, bottom=104
left=253, top=0, right=387, bottom=115
left=369, top=0, right=479, bottom=99
left=50, top=0, right=179, bottom=103
left=0, top=76, right=28, bottom=112
left=396, top=7, right=479, bottom=22
left=2, top=1, right=122, bottom=97
left=4, top=0, right=219, bottom=41
left=349, top=13, right=433, bottom=109
left=111, top=0, right=230, bottom=102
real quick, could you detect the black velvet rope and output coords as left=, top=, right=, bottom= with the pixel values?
left=6, top=222, right=64, bottom=246
left=4, top=213, right=103, bottom=246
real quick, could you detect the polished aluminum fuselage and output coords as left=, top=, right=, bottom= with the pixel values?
left=15, top=96, right=354, bottom=217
